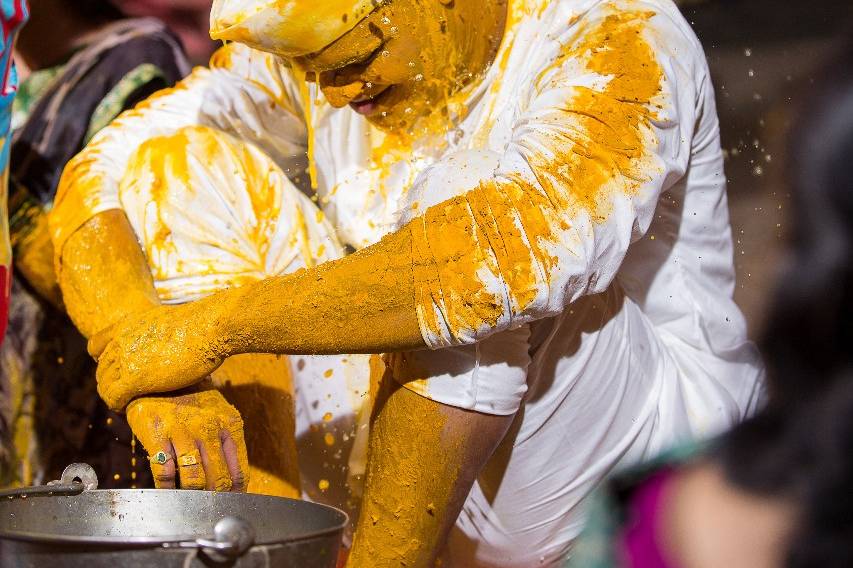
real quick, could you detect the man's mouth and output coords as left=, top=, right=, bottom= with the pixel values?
left=349, top=86, right=391, bottom=116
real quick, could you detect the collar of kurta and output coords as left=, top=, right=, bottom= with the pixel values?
left=210, top=0, right=377, bottom=57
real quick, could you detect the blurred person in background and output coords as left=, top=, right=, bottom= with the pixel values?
left=113, top=0, right=216, bottom=62
left=568, top=36, right=853, bottom=568
left=0, top=0, right=188, bottom=488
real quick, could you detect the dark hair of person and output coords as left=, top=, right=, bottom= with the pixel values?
left=718, top=36, right=853, bottom=567
left=71, top=0, right=125, bottom=23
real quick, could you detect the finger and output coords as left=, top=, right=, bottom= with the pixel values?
left=139, top=436, right=178, bottom=489
left=101, top=378, right=137, bottom=413
left=88, top=325, right=116, bottom=359
left=94, top=344, right=117, bottom=394
left=196, top=437, right=232, bottom=492
left=96, top=349, right=136, bottom=412
left=219, top=418, right=249, bottom=492
left=127, top=403, right=177, bottom=489
left=152, top=441, right=179, bottom=490
left=173, top=439, right=206, bottom=490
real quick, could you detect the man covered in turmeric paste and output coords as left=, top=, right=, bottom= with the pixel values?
left=50, top=0, right=764, bottom=565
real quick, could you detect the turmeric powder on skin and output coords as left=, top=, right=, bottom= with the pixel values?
left=297, top=0, right=507, bottom=135
left=90, top=6, right=666, bottom=403
left=62, top=2, right=668, bottom=565
left=127, top=389, right=248, bottom=492
left=10, top=208, right=63, bottom=307
left=60, top=211, right=301, bottom=498
left=347, top=367, right=514, bottom=567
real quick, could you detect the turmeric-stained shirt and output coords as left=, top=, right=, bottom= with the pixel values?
left=49, top=0, right=764, bottom=563
left=51, top=0, right=759, bottom=409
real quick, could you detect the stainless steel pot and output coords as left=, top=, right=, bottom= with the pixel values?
left=0, top=464, right=348, bottom=567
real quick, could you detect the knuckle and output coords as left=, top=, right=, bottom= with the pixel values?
left=213, top=477, right=233, bottom=492
left=230, top=474, right=247, bottom=492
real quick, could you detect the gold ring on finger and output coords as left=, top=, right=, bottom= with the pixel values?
left=178, top=453, right=200, bottom=467
left=150, top=451, right=172, bottom=465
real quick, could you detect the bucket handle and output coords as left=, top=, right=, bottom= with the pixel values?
left=0, top=463, right=256, bottom=559
left=0, top=463, right=97, bottom=499
left=166, top=516, right=256, bottom=559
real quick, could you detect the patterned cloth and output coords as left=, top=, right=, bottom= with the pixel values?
left=0, top=0, right=27, bottom=335
left=0, top=17, right=189, bottom=488
left=0, top=0, right=27, bottom=475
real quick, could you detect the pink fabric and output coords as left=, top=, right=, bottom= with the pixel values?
left=620, top=469, right=678, bottom=568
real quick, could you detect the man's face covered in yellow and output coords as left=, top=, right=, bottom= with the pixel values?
left=212, top=0, right=507, bottom=133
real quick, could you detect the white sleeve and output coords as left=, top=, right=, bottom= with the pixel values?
left=50, top=43, right=308, bottom=260
left=389, top=325, right=532, bottom=416
left=407, top=5, right=702, bottom=349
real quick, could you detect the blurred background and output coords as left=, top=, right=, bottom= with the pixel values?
left=74, top=0, right=853, bottom=338
left=685, top=0, right=851, bottom=338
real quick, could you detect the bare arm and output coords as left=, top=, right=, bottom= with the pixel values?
left=59, top=210, right=251, bottom=491
left=217, top=224, right=424, bottom=356
left=348, top=379, right=514, bottom=567
left=88, top=222, right=424, bottom=409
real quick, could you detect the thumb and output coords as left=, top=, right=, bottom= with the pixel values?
left=88, top=324, right=117, bottom=360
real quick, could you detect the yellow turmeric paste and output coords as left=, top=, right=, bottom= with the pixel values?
left=411, top=9, right=664, bottom=341
left=66, top=3, right=665, bottom=402
left=10, top=207, right=62, bottom=306
left=50, top=3, right=669, bottom=553
left=348, top=369, right=461, bottom=567
left=61, top=212, right=303, bottom=498
left=126, top=389, right=249, bottom=492
left=210, top=0, right=378, bottom=58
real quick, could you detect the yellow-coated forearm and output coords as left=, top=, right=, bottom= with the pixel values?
left=212, top=223, right=424, bottom=357
left=91, top=225, right=425, bottom=410
left=348, top=378, right=514, bottom=567
left=57, top=210, right=160, bottom=339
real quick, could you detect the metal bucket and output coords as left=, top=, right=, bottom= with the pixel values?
left=0, top=464, right=347, bottom=567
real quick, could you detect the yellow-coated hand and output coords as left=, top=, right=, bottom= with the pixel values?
left=89, top=302, right=225, bottom=411
left=127, top=390, right=249, bottom=491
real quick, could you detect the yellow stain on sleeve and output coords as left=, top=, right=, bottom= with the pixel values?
left=412, top=8, right=664, bottom=342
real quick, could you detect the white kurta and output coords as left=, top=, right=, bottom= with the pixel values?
left=50, top=0, right=764, bottom=564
